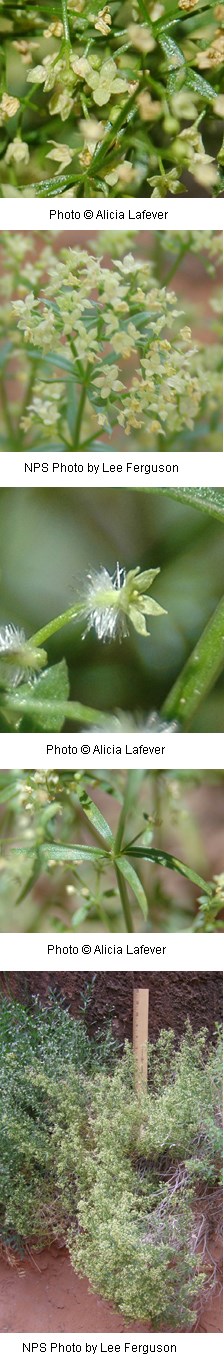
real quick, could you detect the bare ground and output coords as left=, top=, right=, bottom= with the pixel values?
left=0, top=1240, right=222, bottom=1335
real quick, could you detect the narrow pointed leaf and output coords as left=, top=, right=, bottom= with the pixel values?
left=25, top=348, right=77, bottom=376
left=129, top=845, right=210, bottom=894
left=16, top=850, right=43, bottom=904
left=71, top=906, right=90, bottom=928
left=185, top=69, right=216, bottom=103
left=41, top=842, right=106, bottom=865
left=78, top=789, right=113, bottom=846
left=159, top=34, right=185, bottom=66
left=163, top=594, right=224, bottom=727
left=117, top=854, right=149, bottom=919
left=148, top=489, right=224, bottom=523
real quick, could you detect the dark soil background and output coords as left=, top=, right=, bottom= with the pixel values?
left=1, top=971, right=222, bottom=1044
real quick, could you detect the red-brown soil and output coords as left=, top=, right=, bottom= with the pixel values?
left=1, top=972, right=222, bottom=1046
left=0, top=1243, right=222, bottom=1335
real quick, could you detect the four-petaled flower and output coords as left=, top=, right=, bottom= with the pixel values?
left=82, top=564, right=167, bottom=642
left=86, top=58, right=129, bottom=107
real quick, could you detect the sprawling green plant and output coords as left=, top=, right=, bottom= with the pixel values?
left=1, top=768, right=224, bottom=930
left=67, top=1027, right=222, bottom=1326
left=0, top=3, right=223, bottom=196
left=0, top=487, right=224, bottom=734
left=0, top=989, right=118, bottom=1249
left=0, top=995, right=222, bottom=1329
left=0, top=230, right=222, bottom=452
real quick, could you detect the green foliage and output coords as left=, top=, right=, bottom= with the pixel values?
left=0, top=990, right=118, bottom=1247
left=0, top=3, right=223, bottom=196
left=68, top=1028, right=222, bottom=1326
left=150, top=488, right=224, bottom=523
left=0, top=997, right=222, bottom=1328
left=0, top=768, right=224, bottom=931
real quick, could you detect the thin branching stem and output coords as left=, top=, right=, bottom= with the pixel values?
left=28, top=604, right=85, bottom=648
left=115, top=864, right=134, bottom=933
left=61, top=0, right=71, bottom=45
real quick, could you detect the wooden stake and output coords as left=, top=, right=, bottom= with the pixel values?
left=133, top=988, right=149, bottom=1091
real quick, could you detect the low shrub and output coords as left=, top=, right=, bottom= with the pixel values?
left=67, top=1026, right=222, bottom=1326
left=0, top=996, right=222, bottom=1329
left=0, top=991, right=118, bottom=1247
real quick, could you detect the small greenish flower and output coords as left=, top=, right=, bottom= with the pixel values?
left=86, top=58, right=129, bottom=108
left=46, top=141, right=74, bottom=170
left=4, top=136, right=29, bottom=166
left=149, top=169, right=183, bottom=196
left=82, top=563, right=167, bottom=642
left=0, top=92, right=20, bottom=122
left=213, top=873, right=224, bottom=900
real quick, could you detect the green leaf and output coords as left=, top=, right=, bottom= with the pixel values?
left=13, top=660, right=69, bottom=732
left=16, top=850, right=43, bottom=904
left=33, top=173, right=77, bottom=198
left=149, top=488, right=224, bottom=523
left=25, top=349, right=77, bottom=376
left=0, top=779, right=19, bottom=802
left=78, top=789, right=113, bottom=846
left=185, top=68, right=215, bottom=103
left=130, top=845, right=210, bottom=894
left=6, top=691, right=112, bottom=731
left=163, top=593, right=224, bottom=728
left=117, top=855, right=149, bottom=919
left=166, top=69, right=185, bottom=93
left=41, top=842, right=106, bottom=865
left=158, top=34, right=185, bottom=67
left=71, top=906, right=90, bottom=928
left=0, top=341, right=13, bottom=371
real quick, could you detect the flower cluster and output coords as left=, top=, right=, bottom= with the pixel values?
left=0, top=2, right=223, bottom=196
left=0, top=231, right=222, bottom=453
left=3, top=233, right=220, bottom=452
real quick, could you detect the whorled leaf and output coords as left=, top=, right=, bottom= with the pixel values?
left=78, top=789, right=113, bottom=846
left=10, top=660, right=69, bottom=732
left=128, top=845, right=210, bottom=894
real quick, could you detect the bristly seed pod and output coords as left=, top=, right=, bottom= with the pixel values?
left=0, top=624, right=47, bottom=686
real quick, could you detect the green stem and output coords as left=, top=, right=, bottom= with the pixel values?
left=162, top=594, right=224, bottom=729
left=4, top=695, right=110, bottom=727
left=113, top=773, right=143, bottom=856
left=34, top=83, right=140, bottom=198
left=0, top=378, right=15, bottom=442
left=73, top=387, right=86, bottom=449
left=115, top=864, right=134, bottom=933
left=61, top=0, right=70, bottom=44
left=162, top=238, right=191, bottom=287
left=19, top=358, right=39, bottom=431
left=87, top=82, right=143, bottom=178
left=27, top=604, right=85, bottom=648
left=137, top=0, right=154, bottom=31
left=27, top=577, right=126, bottom=650
left=73, top=376, right=89, bottom=449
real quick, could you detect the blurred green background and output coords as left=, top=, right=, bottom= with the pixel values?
left=0, top=487, right=223, bottom=731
